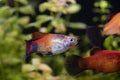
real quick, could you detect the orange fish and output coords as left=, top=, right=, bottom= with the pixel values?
left=25, top=32, right=78, bottom=62
left=102, top=12, right=120, bottom=36
left=65, top=50, right=120, bottom=75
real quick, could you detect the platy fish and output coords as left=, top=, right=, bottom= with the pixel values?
left=65, top=50, right=120, bottom=76
left=25, top=32, right=78, bottom=62
left=102, top=12, right=120, bottom=36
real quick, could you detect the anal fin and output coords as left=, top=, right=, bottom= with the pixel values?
left=24, top=55, right=32, bottom=63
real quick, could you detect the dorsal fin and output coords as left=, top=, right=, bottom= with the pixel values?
left=32, top=32, right=48, bottom=40
left=90, top=47, right=102, bottom=55
left=86, top=26, right=106, bottom=48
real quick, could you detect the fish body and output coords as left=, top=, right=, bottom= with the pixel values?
left=65, top=50, right=120, bottom=75
left=85, top=50, right=120, bottom=73
left=25, top=32, right=78, bottom=62
left=102, top=12, right=120, bottom=36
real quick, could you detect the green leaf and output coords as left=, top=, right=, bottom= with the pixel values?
left=67, top=22, right=86, bottom=29
left=6, top=16, right=18, bottom=24
left=37, top=15, right=53, bottom=24
left=19, top=5, right=35, bottom=15
left=39, top=2, right=62, bottom=13
left=39, top=2, right=51, bottom=12
left=0, top=6, right=14, bottom=17
left=18, top=16, right=30, bottom=25
left=27, top=22, right=40, bottom=27
left=104, top=36, right=113, bottom=49
left=50, top=56, right=64, bottom=75
left=112, top=40, right=118, bottom=48
left=0, top=18, right=6, bottom=24
left=111, top=37, right=120, bottom=50
left=66, top=4, right=81, bottom=14
left=27, top=15, right=53, bottom=28
left=51, top=19, right=66, bottom=33
left=99, top=0, right=108, bottom=9
left=11, top=58, right=21, bottom=65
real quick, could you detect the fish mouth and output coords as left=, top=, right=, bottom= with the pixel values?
left=76, top=39, right=80, bottom=46
left=70, top=38, right=79, bottom=46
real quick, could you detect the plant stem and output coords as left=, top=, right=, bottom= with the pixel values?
left=66, top=14, right=71, bottom=22
left=56, top=12, right=62, bottom=20
left=47, top=23, right=53, bottom=32
left=14, top=0, right=19, bottom=16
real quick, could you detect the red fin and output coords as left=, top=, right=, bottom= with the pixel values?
left=32, top=32, right=48, bottom=40
left=25, top=40, right=32, bottom=63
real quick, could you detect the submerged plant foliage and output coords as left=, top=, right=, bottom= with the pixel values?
left=0, top=0, right=120, bottom=80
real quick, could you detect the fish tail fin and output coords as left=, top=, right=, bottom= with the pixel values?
left=25, top=40, right=32, bottom=63
left=65, top=55, right=85, bottom=76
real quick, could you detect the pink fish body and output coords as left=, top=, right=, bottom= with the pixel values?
left=25, top=32, right=78, bottom=62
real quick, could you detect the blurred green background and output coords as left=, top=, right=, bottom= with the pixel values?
left=0, top=0, right=120, bottom=80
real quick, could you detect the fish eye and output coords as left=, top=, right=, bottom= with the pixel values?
left=70, top=38, right=74, bottom=42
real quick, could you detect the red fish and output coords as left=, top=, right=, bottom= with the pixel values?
left=25, top=32, right=78, bottom=62
left=102, top=12, right=120, bottom=36
left=65, top=50, right=120, bottom=75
